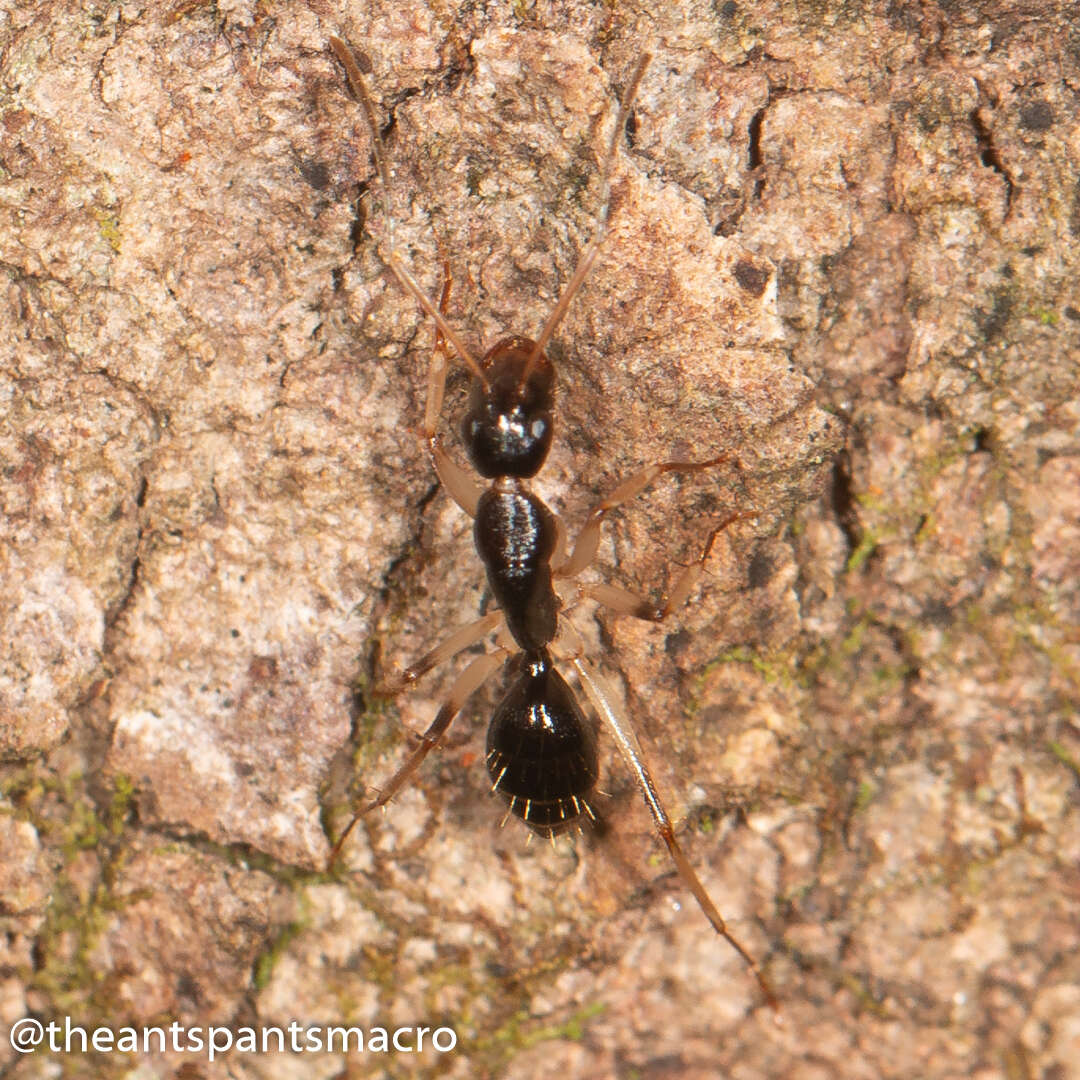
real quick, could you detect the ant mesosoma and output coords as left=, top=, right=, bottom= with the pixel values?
left=328, top=36, right=778, bottom=1012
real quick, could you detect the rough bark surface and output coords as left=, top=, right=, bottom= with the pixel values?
left=1, top=1, right=1077, bottom=1078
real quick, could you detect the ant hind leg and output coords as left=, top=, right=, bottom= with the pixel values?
left=563, top=650, right=780, bottom=1014
left=330, top=646, right=507, bottom=866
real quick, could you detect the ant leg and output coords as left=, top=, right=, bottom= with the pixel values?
left=423, top=261, right=453, bottom=439
left=580, top=511, right=758, bottom=622
left=366, top=648, right=506, bottom=813
left=422, top=262, right=483, bottom=517
left=430, top=437, right=482, bottom=517
left=564, top=649, right=780, bottom=1013
left=378, top=610, right=502, bottom=694
left=551, top=512, right=569, bottom=572
left=555, top=456, right=737, bottom=580
left=330, top=647, right=507, bottom=865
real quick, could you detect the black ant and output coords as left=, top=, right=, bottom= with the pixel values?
left=328, top=36, right=778, bottom=1013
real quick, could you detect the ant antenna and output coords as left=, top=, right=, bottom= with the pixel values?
left=329, top=35, right=490, bottom=390
left=521, top=53, right=651, bottom=386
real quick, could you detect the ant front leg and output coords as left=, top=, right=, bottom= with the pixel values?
left=422, top=262, right=484, bottom=518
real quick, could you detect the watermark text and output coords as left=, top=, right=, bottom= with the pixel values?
left=8, top=1016, right=457, bottom=1061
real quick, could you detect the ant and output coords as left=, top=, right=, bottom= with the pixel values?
left=328, top=36, right=779, bottom=1013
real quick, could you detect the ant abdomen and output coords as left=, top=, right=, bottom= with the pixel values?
left=486, top=650, right=598, bottom=838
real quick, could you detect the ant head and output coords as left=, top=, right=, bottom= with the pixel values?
left=462, top=336, right=555, bottom=478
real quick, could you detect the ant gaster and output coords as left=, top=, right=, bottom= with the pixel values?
left=328, top=36, right=778, bottom=1012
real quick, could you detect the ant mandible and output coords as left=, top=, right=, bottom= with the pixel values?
left=328, top=35, right=779, bottom=1013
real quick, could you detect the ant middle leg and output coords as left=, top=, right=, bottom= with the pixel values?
left=555, top=456, right=757, bottom=620
left=377, top=609, right=502, bottom=694
left=555, top=456, right=733, bottom=580
left=580, top=510, right=759, bottom=623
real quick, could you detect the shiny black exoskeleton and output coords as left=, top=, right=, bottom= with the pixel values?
left=464, top=337, right=597, bottom=834
left=485, top=650, right=598, bottom=837
left=463, top=336, right=555, bottom=479
left=474, top=485, right=558, bottom=652
left=465, top=337, right=560, bottom=654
